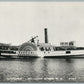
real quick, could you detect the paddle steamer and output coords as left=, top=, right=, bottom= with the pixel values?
left=0, top=28, right=84, bottom=58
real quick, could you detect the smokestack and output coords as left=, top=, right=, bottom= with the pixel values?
left=44, top=28, right=48, bottom=43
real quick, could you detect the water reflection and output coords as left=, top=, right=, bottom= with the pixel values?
left=0, top=58, right=84, bottom=82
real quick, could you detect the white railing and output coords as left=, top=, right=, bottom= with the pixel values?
left=18, top=51, right=38, bottom=56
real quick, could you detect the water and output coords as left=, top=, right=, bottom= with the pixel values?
left=0, top=57, right=84, bottom=82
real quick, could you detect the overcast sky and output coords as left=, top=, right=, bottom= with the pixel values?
left=0, top=2, right=84, bottom=46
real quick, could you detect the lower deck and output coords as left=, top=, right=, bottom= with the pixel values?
left=0, top=50, right=84, bottom=58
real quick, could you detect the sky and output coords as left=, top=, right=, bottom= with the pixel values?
left=0, top=2, right=84, bottom=46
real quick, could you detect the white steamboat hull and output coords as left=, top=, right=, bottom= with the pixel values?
left=43, top=50, right=84, bottom=57
left=0, top=51, right=18, bottom=58
left=1, top=50, right=84, bottom=58
left=18, top=50, right=84, bottom=58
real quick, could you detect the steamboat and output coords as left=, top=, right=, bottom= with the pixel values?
left=0, top=28, right=84, bottom=58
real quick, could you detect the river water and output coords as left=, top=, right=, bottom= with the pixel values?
left=0, top=57, right=84, bottom=82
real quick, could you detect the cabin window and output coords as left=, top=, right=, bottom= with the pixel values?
left=65, top=42, right=68, bottom=45
left=49, top=47, right=51, bottom=51
left=45, top=47, right=51, bottom=51
left=45, top=47, right=48, bottom=51
left=66, top=51, right=71, bottom=54
left=40, top=47, right=44, bottom=51
left=69, top=42, right=74, bottom=46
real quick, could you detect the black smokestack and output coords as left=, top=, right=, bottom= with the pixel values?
left=44, top=28, right=48, bottom=43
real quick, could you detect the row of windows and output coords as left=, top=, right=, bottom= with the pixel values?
left=0, top=46, right=18, bottom=50
left=40, top=47, right=66, bottom=51
left=60, top=42, right=74, bottom=46
left=39, top=47, right=83, bottom=51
